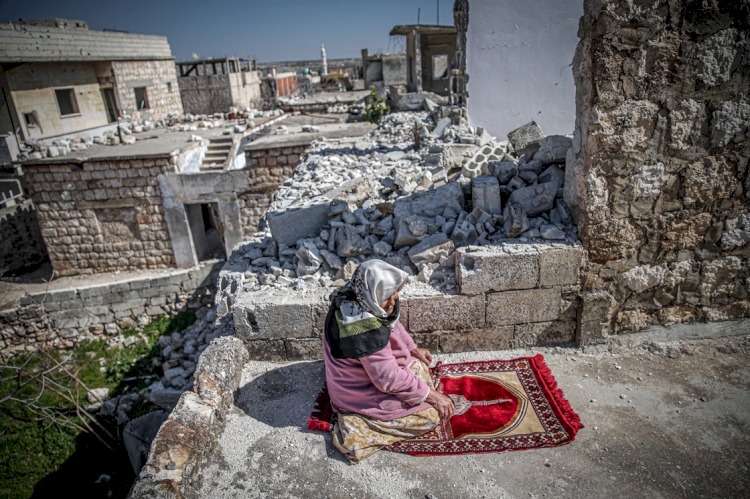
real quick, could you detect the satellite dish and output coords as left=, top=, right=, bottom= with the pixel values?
left=191, top=52, right=200, bottom=61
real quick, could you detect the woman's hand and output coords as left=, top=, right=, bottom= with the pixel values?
left=410, top=347, right=433, bottom=366
left=425, top=388, right=455, bottom=420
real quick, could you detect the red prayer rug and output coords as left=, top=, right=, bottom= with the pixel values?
left=308, top=354, right=584, bottom=456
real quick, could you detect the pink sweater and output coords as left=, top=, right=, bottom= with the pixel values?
left=322, top=320, right=432, bottom=421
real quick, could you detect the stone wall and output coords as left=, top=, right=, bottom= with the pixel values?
left=113, top=60, right=184, bottom=121
left=240, top=148, right=301, bottom=234
left=0, top=199, right=48, bottom=276
left=178, top=74, right=233, bottom=115
left=224, top=244, right=583, bottom=361
left=566, top=0, right=750, bottom=343
left=22, top=156, right=179, bottom=276
left=0, top=260, right=221, bottom=360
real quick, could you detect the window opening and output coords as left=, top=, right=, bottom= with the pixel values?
left=134, top=87, right=149, bottom=109
left=55, top=88, right=79, bottom=116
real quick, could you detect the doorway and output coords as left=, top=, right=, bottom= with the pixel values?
left=185, top=203, right=225, bottom=261
left=101, top=88, right=118, bottom=123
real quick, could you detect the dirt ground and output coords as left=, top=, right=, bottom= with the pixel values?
left=196, top=333, right=750, bottom=499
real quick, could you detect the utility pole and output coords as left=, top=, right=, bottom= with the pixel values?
left=417, top=7, right=420, bottom=25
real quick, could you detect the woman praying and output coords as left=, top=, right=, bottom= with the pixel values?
left=322, top=259, right=455, bottom=463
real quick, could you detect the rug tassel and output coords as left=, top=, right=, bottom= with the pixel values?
left=307, top=384, right=333, bottom=432
left=531, top=354, right=584, bottom=434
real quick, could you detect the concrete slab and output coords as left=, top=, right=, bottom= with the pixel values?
left=244, top=122, right=376, bottom=151
left=194, top=333, right=750, bottom=498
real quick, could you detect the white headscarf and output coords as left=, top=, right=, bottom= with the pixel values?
left=351, top=260, right=409, bottom=319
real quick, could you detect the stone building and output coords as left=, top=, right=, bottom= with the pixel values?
left=176, top=57, right=261, bottom=115
left=389, top=24, right=457, bottom=96
left=0, top=18, right=183, bottom=156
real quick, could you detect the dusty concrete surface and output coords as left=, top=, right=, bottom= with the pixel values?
left=195, top=333, right=750, bottom=498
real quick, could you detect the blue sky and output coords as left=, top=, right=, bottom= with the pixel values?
left=0, top=0, right=455, bottom=62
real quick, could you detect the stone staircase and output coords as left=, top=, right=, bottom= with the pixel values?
left=201, top=137, right=233, bottom=171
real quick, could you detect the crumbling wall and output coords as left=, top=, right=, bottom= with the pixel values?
left=0, top=199, right=48, bottom=276
left=22, top=157, right=179, bottom=276
left=178, top=74, right=233, bottom=115
left=0, top=260, right=220, bottom=360
left=568, top=0, right=750, bottom=343
left=113, top=60, right=184, bottom=121
left=241, top=146, right=304, bottom=233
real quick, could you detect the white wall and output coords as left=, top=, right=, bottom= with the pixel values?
left=467, top=0, right=582, bottom=140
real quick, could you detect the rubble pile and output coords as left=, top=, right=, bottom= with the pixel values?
left=90, top=305, right=233, bottom=424
left=16, top=107, right=284, bottom=161
left=226, top=113, right=581, bottom=296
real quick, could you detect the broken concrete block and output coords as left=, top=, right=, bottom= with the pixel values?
left=296, top=240, right=323, bottom=276
left=450, top=220, right=478, bottom=247
left=407, top=294, right=485, bottom=332
left=319, top=248, right=342, bottom=270
left=406, top=215, right=430, bottom=237
left=467, top=207, right=492, bottom=226
left=442, top=143, right=479, bottom=168
left=408, top=233, right=455, bottom=268
left=386, top=150, right=407, bottom=162
left=394, top=181, right=465, bottom=225
left=456, top=246, right=540, bottom=294
left=267, top=202, right=330, bottom=247
left=556, top=199, right=572, bottom=224
left=507, top=181, right=558, bottom=217
left=507, top=120, right=545, bottom=156
left=534, top=135, right=573, bottom=164
left=336, top=225, right=369, bottom=257
left=540, top=224, right=566, bottom=240
left=433, top=117, right=452, bottom=137
left=503, top=204, right=529, bottom=238
left=373, top=241, right=392, bottom=256
left=486, top=287, right=561, bottom=326
left=538, top=165, right=566, bottom=189
left=471, top=175, right=502, bottom=215
left=461, top=143, right=505, bottom=179
left=489, top=161, right=518, bottom=184
left=394, top=220, right=423, bottom=249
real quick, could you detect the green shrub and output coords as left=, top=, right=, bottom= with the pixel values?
left=363, top=86, right=390, bottom=125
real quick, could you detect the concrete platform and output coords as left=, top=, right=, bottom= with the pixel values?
left=194, top=333, right=750, bottom=498
left=244, top=122, right=376, bottom=151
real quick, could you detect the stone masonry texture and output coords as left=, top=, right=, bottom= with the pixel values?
left=112, top=60, right=184, bottom=122
left=0, top=199, right=48, bottom=276
left=567, top=0, right=750, bottom=339
left=0, top=260, right=220, bottom=359
left=22, top=156, right=178, bottom=276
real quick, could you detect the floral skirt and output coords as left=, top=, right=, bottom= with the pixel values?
left=331, top=361, right=440, bottom=463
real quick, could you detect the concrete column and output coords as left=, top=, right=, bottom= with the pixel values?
left=158, top=176, right=199, bottom=269
left=216, top=200, right=243, bottom=258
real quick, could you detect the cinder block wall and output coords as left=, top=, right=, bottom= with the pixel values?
left=0, top=260, right=221, bottom=360
left=22, top=156, right=179, bottom=276
left=0, top=199, right=48, bottom=276
left=225, top=244, right=583, bottom=361
left=567, top=0, right=750, bottom=343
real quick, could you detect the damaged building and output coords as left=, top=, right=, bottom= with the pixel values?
left=0, top=18, right=184, bottom=160
left=176, top=57, right=261, bottom=115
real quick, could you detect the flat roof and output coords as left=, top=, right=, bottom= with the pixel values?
left=0, top=21, right=174, bottom=63
left=389, top=24, right=457, bottom=36
left=244, top=122, right=375, bottom=151
left=18, top=127, right=231, bottom=165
